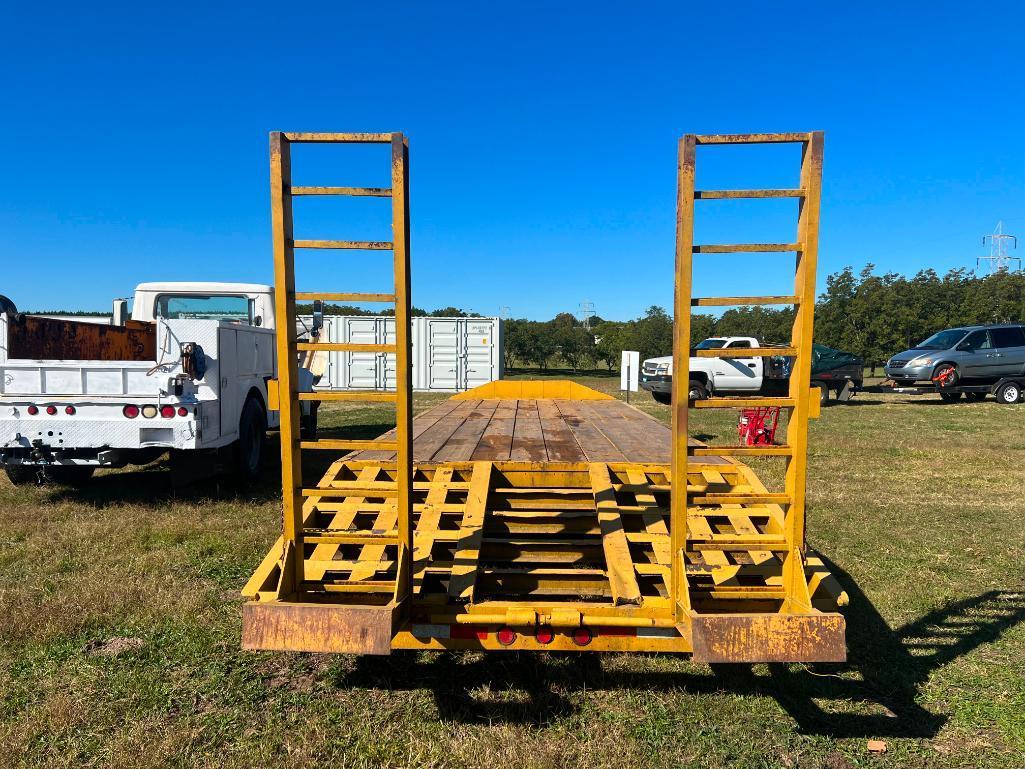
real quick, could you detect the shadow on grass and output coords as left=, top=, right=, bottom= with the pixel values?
left=331, top=569, right=1025, bottom=736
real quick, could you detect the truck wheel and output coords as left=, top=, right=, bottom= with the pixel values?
left=996, top=381, right=1022, bottom=404
left=688, top=380, right=709, bottom=400
left=236, top=398, right=268, bottom=482
left=939, top=391, right=962, bottom=403
left=4, top=466, right=36, bottom=486
left=813, top=381, right=829, bottom=406
left=4, top=465, right=95, bottom=486
left=651, top=392, right=672, bottom=405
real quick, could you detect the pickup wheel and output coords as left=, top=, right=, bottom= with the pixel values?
left=688, top=380, right=709, bottom=400
left=651, top=392, right=672, bottom=405
left=4, top=466, right=35, bottom=486
left=236, top=397, right=268, bottom=483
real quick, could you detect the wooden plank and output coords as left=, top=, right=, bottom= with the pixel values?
left=536, top=400, right=587, bottom=461
left=553, top=400, right=627, bottom=462
left=447, top=462, right=493, bottom=601
left=509, top=400, right=548, bottom=461
left=433, top=400, right=500, bottom=461
left=590, top=463, right=642, bottom=605
left=471, top=399, right=517, bottom=460
left=578, top=400, right=671, bottom=464
left=347, top=397, right=464, bottom=461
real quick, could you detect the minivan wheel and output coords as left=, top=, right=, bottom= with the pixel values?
left=996, top=382, right=1022, bottom=404
left=932, top=363, right=959, bottom=389
left=939, top=391, right=962, bottom=403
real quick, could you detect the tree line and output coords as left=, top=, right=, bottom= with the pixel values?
left=504, top=265, right=1025, bottom=373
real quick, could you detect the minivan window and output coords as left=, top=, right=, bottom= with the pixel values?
left=991, top=327, right=1025, bottom=348
left=915, top=329, right=968, bottom=350
left=960, top=330, right=992, bottom=351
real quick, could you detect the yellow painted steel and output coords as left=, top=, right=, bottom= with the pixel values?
left=244, top=129, right=843, bottom=663
left=451, top=379, right=615, bottom=400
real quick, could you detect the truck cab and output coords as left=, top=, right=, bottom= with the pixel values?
left=640, top=337, right=764, bottom=403
left=0, top=281, right=304, bottom=486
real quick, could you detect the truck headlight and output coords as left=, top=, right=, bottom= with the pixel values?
left=656, top=363, right=670, bottom=374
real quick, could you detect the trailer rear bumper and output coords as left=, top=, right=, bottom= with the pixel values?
left=691, top=612, right=846, bottom=663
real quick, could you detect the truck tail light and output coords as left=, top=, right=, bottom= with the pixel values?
left=177, top=406, right=188, bottom=417
left=27, top=405, right=39, bottom=415
left=141, top=405, right=158, bottom=419
left=123, top=405, right=140, bottom=419
left=64, top=405, right=76, bottom=415
left=46, top=405, right=58, bottom=415
left=160, top=405, right=175, bottom=419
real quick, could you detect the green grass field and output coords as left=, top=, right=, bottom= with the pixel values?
left=1, top=376, right=1023, bottom=768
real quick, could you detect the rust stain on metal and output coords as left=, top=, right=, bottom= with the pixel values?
left=691, top=613, right=846, bottom=663
left=242, top=602, right=394, bottom=655
left=7, top=316, right=156, bottom=361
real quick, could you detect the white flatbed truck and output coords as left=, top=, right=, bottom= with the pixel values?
left=0, top=282, right=316, bottom=485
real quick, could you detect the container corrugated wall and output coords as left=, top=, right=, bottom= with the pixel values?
left=299, top=316, right=503, bottom=393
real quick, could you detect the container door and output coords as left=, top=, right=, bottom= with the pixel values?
left=218, top=327, right=239, bottom=439
left=463, top=319, right=495, bottom=390
left=427, top=319, right=460, bottom=391
left=346, top=318, right=380, bottom=389
left=381, top=317, right=397, bottom=390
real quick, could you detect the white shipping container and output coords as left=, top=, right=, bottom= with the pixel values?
left=299, top=316, right=503, bottom=393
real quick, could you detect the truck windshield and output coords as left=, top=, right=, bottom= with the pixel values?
left=156, top=295, right=253, bottom=323
left=914, top=329, right=967, bottom=350
left=696, top=339, right=727, bottom=349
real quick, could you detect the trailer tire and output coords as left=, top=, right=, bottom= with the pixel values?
left=651, top=392, right=672, bottom=405
left=688, top=380, right=709, bottom=400
left=4, top=465, right=95, bottom=486
left=996, top=381, right=1022, bottom=405
left=236, top=397, right=268, bottom=483
left=939, top=391, right=962, bottom=403
left=965, top=392, right=987, bottom=402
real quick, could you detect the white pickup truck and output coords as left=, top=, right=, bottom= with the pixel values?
left=0, top=282, right=314, bottom=486
left=640, top=336, right=862, bottom=405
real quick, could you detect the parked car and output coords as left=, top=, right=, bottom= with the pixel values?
left=884, top=324, right=1025, bottom=403
left=640, top=337, right=863, bottom=405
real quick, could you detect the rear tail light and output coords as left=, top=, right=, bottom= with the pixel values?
left=496, top=627, right=517, bottom=646
left=572, top=626, right=593, bottom=646
left=177, top=406, right=188, bottom=417
left=64, top=405, right=76, bottom=415
left=45, top=405, right=58, bottom=415
left=123, top=405, right=140, bottom=418
left=535, top=625, right=555, bottom=645
left=141, top=405, right=158, bottom=419
left=27, top=405, right=39, bottom=415
left=160, top=405, right=175, bottom=419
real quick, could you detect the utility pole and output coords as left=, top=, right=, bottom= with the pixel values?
left=977, top=221, right=1020, bottom=273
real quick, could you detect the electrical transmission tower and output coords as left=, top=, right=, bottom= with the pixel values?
left=499, top=306, right=510, bottom=320
left=579, top=300, right=596, bottom=329
left=977, top=221, right=1020, bottom=273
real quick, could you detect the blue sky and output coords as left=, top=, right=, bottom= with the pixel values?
left=1, top=2, right=1023, bottom=319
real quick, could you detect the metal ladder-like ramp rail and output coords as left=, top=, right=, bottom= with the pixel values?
left=244, top=133, right=414, bottom=652
left=671, top=132, right=844, bottom=661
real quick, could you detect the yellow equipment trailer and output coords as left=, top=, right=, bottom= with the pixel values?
left=241, top=131, right=848, bottom=662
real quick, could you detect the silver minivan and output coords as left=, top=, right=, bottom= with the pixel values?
left=885, top=324, right=1025, bottom=386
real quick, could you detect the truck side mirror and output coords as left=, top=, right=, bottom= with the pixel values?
left=311, top=300, right=324, bottom=339
left=112, top=299, right=129, bottom=326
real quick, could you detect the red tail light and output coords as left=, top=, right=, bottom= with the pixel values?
left=496, top=627, right=517, bottom=646
left=572, top=626, right=593, bottom=646
left=177, top=406, right=188, bottom=417
left=27, top=405, right=39, bottom=415
left=535, top=625, right=555, bottom=645
left=160, top=405, right=175, bottom=419
left=123, top=405, right=140, bottom=419
left=64, top=405, right=76, bottom=415
left=45, top=405, right=58, bottom=415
